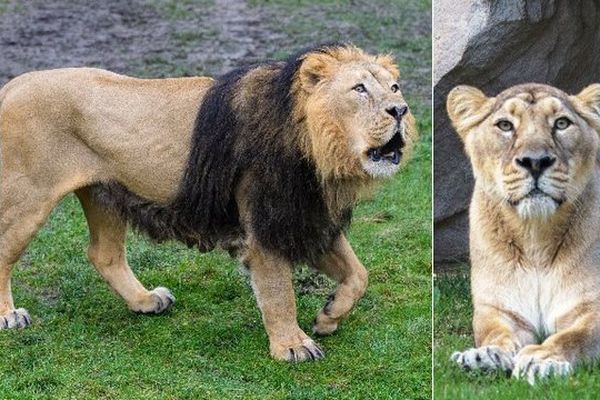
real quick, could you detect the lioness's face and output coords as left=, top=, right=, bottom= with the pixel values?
left=448, top=84, right=600, bottom=219
left=299, top=48, right=416, bottom=179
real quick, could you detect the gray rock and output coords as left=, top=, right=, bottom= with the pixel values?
left=434, top=0, right=600, bottom=267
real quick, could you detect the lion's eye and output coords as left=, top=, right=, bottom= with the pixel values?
left=391, top=84, right=400, bottom=93
left=554, top=117, right=572, bottom=130
left=496, top=120, right=514, bottom=132
left=353, top=84, right=367, bottom=93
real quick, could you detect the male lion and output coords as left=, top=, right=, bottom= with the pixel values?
left=447, top=83, right=600, bottom=383
left=0, top=44, right=417, bottom=362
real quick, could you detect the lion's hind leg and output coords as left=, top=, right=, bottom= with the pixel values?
left=76, top=188, right=174, bottom=314
left=0, top=181, right=60, bottom=329
left=311, top=235, right=368, bottom=336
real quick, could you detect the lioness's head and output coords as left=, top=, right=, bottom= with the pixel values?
left=448, top=83, right=600, bottom=219
left=297, top=45, right=418, bottom=180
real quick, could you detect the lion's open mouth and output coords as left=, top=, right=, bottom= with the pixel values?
left=367, top=129, right=404, bottom=165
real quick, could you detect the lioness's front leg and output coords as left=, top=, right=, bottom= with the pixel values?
left=451, top=304, right=536, bottom=374
left=311, top=234, right=368, bottom=336
left=245, top=241, right=324, bottom=362
left=513, top=311, right=600, bottom=384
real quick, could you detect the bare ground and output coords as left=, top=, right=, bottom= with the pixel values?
left=0, top=0, right=431, bottom=103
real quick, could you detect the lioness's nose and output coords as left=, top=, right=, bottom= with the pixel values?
left=515, top=152, right=556, bottom=180
left=385, top=105, right=408, bottom=122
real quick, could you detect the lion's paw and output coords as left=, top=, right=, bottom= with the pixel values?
left=451, top=345, right=514, bottom=373
left=312, top=294, right=338, bottom=336
left=271, top=338, right=325, bottom=363
left=512, top=348, right=572, bottom=385
left=131, top=287, right=175, bottom=314
left=0, top=308, right=31, bottom=329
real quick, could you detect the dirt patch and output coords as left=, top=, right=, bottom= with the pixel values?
left=0, top=0, right=430, bottom=103
left=0, top=0, right=283, bottom=82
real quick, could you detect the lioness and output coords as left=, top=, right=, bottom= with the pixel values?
left=0, top=44, right=417, bottom=362
left=447, top=83, right=600, bottom=383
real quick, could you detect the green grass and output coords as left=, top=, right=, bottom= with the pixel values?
left=434, top=271, right=600, bottom=399
left=0, top=0, right=20, bottom=15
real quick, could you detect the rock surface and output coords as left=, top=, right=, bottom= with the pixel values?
left=434, top=0, right=600, bottom=267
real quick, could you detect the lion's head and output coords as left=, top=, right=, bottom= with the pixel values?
left=447, top=83, right=600, bottom=219
left=294, top=45, right=418, bottom=180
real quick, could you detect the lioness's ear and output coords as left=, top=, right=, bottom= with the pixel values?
left=572, top=84, right=600, bottom=116
left=375, top=54, right=400, bottom=80
left=570, top=84, right=600, bottom=132
left=299, top=53, right=338, bottom=93
left=446, top=85, right=492, bottom=139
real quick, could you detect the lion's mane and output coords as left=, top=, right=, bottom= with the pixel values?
left=93, top=45, right=353, bottom=263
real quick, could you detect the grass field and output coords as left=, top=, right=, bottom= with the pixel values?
left=0, top=1, right=431, bottom=399
left=434, top=271, right=600, bottom=400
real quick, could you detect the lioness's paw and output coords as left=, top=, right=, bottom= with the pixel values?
left=513, top=347, right=572, bottom=385
left=0, top=308, right=31, bottom=329
left=271, top=338, right=325, bottom=363
left=451, top=345, right=514, bottom=373
left=131, top=287, right=175, bottom=314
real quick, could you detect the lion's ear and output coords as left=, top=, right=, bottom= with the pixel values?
left=299, top=53, right=338, bottom=93
left=375, top=54, right=400, bottom=80
left=447, top=85, right=492, bottom=139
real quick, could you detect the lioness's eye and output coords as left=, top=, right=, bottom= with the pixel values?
left=391, top=84, right=400, bottom=93
left=353, top=84, right=367, bottom=93
left=496, top=120, right=514, bottom=132
left=554, top=117, right=572, bottom=130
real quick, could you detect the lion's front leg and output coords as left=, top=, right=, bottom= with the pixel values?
left=513, top=312, right=600, bottom=384
left=311, top=235, right=368, bottom=336
left=245, top=242, right=324, bottom=362
left=451, top=304, right=536, bottom=374
left=76, top=189, right=175, bottom=314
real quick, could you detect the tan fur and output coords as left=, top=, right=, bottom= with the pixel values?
left=0, top=48, right=415, bottom=361
left=448, top=83, right=600, bottom=383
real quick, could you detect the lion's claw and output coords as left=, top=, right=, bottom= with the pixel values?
left=132, top=287, right=175, bottom=314
left=0, top=308, right=31, bottom=329
left=285, top=339, right=325, bottom=363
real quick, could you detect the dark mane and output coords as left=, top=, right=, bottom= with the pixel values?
left=93, top=43, right=352, bottom=263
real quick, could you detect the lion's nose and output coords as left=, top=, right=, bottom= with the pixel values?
left=515, top=152, right=556, bottom=180
left=385, top=105, right=408, bottom=122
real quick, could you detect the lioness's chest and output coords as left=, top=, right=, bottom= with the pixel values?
left=493, top=268, right=586, bottom=338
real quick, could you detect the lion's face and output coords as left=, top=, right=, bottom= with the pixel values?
left=298, top=46, right=417, bottom=180
left=448, top=83, right=600, bottom=219
left=329, top=62, right=409, bottom=178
